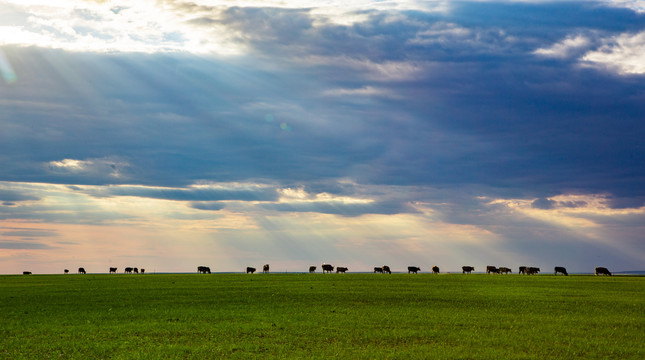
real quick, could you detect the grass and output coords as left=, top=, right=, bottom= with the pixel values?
left=1, top=273, right=643, bottom=359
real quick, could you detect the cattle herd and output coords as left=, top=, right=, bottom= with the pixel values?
left=236, top=264, right=614, bottom=276
left=21, top=265, right=614, bottom=276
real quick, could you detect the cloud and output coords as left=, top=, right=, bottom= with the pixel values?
left=1, top=229, right=57, bottom=237
left=0, top=189, right=39, bottom=202
left=533, top=34, right=593, bottom=59
left=531, top=197, right=588, bottom=210
left=321, top=86, right=397, bottom=98
left=47, top=158, right=130, bottom=181
left=603, top=0, right=645, bottom=13
left=582, top=31, right=645, bottom=74
left=99, top=184, right=279, bottom=202
left=1, top=1, right=645, bottom=273
left=0, top=241, right=54, bottom=249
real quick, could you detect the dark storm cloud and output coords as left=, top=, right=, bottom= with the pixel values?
left=532, top=198, right=588, bottom=210
left=189, top=202, right=227, bottom=211
left=0, top=189, right=39, bottom=203
left=1, top=230, right=57, bottom=237
left=260, top=200, right=416, bottom=217
left=1, top=1, right=644, bottom=214
left=102, top=186, right=279, bottom=202
left=0, top=241, right=54, bottom=249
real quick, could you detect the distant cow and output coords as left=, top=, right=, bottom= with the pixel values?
left=519, top=266, right=527, bottom=275
left=498, top=267, right=512, bottom=274
left=486, top=266, right=499, bottom=274
left=125, top=267, right=133, bottom=274
left=134, top=267, right=139, bottom=274
left=263, top=264, right=270, bottom=273
left=462, top=266, right=474, bottom=274
left=336, top=267, right=348, bottom=274
left=109, top=267, right=117, bottom=274
left=78, top=267, right=86, bottom=274
left=246, top=267, right=256, bottom=274
left=322, top=264, right=334, bottom=273
left=197, top=266, right=211, bottom=274
left=309, top=266, right=316, bottom=273
left=554, top=266, right=568, bottom=276
left=383, top=265, right=392, bottom=274
left=432, top=266, right=440, bottom=274
left=64, top=269, right=69, bottom=274
left=374, top=267, right=383, bottom=274
left=408, top=266, right=420, bottom=274
left=527, top=267, right=540, bottom=275
left=595, top=267, right=612, bottom=276
left=140, top=269, right=145, bottom=274
left=23, top=271, right=32, bottom=275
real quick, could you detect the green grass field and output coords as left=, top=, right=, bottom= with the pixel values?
left=1, top=273, right=643, bottom=359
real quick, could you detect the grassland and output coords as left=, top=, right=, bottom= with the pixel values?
left=1, top=273, right=643, bottom=359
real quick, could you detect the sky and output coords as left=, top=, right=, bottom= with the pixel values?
left=1, top=0, right=644, bottom=274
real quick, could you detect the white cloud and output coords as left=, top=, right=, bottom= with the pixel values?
left=322, top=86, right=397, bottom=98
left=533, top=34, right=591, bottom=59
left=582, top=31, right=645, bottom=75
left=47, top=157, right=129, bottom=179
left=0, top=0, right=448, bottom=54
left=602, top=0, right=645, bottom=13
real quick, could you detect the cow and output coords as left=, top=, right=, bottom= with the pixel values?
left=140, top=269, right=145, bottom=274
left=595, top=267, right=612, bottom=276
left=78, top=267, right=86, bottom=274
left=133, top=267, right=139, bottom=274
left=336, top=267, right=348, bottom=274
left=527, top=267, right=540, bottom=275
left=408, top=266, right=420, bottom=274
left=383, top=265, right=392, bottom=274
left=23, top=271, right=32, bottom=275
left=462, top=266, right=474, bottom=274
left=373, top=267, right=383, bottom=274
left=519, top=266, right=527, bottom=275
left=309, top=266, right=316, bottom=273
left=486, top=266, right=499, bottom=274
left=263, top=264, right=270, bottom=273
left=498, top=267, right=512, bottom=274
left=197, top=266, right=211, bottom=274
left=109, top=267, right=117, bottom=274
left=64, top=269, right=69, bottom=274
left=322, top=264, right=334, bottom=273
left=125, top=267, right=133, bottom=274
left=432, top=266, right=440, bottom=274
left=246, top=267, right=256, bottom=274
left=554, top=266, right=568, bottom=276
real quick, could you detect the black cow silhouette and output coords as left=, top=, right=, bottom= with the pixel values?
left=198, top=266, right=211, bottom=274
left=595, top=267, right=611, bottom=276
left=322, top=264, right=334, bottom=273
left=554, top=266, right=568, bottom=276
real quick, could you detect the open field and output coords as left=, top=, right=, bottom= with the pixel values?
left=1, top=274, right=643, bottom=359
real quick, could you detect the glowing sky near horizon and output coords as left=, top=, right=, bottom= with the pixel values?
left=1, top=0, right=644, bottom=274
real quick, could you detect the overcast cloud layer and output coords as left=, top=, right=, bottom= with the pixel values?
left=1, top=0, right=644, bottom=274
